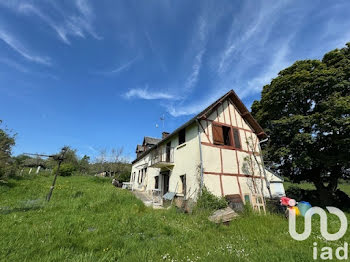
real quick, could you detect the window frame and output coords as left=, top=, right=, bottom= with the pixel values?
left=178, top=128, right=186, bottom=145
left=154, top=176, right=159, bottom=189
left=180, top=174, right=186, bottom=195
left=211, top=122, right=242, bottom=149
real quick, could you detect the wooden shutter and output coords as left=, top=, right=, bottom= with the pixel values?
left=233, top=128, right=241, bottom=149
left=212, top=124, right=224, bottom=145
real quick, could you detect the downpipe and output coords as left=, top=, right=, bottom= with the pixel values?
left=196, top=119, right=204, bottom=195
left=259, top=138, right=273, bottom=199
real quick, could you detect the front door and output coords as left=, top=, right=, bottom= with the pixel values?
left=162, top=171, right=170, bottom=194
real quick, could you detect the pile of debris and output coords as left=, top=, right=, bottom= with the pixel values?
left=208, top=207, right=238, bottom=224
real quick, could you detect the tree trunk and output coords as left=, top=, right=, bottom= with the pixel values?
left=311, top=169, right=339, bottom=206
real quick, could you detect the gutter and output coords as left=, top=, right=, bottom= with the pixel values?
left=258, top=138, right=272, bottom=198
left=196, top=119, right=204, bottom=194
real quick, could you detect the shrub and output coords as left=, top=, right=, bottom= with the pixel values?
left=195, top=187, right=227, bottom=211
left=115, top=171, right=130, bottom=183
left=53, top=163, right=77, bottom=177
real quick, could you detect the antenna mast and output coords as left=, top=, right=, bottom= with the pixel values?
left=160, top=114, right=165, bottom=132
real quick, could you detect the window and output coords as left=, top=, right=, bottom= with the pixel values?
left=233, top=128, right=241, bottom=149
left=222, top=126, right=232, bottom=146
left=244, top=194, right=251, bottom=204
left=155, top=176, right=159, bottom=189
left=132, top=172, right=135, bottom=182
left=212, top=124, right=224, bottom=145
left=139, top=168, right=147, bottom=184
left=212, top=124, right=242, bottom=149
left=212, top=124, right=231, bottom=146
left=178, top=128, right=186, bottom=145
left=180, top=175, right=186, bottom=195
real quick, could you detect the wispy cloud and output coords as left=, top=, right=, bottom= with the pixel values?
left=184, top=16, right=207, bottom=92
left=124, top=87, right=177, bottom=100
left=243, top=41, right=291, bottom=98
left=144, top=31, right=167, bottom=73
left=97, top=55, right=139, bottom=75
left=167, top=99, right=212, bottom=117
left=167, top=1, right=296, bottom=117
left=111, top=56, right=138, bottom=74
left=4, top=0, right=100, bottom=45
left=217, top=1, right=287, bottom=76
left=0, top=29, right=51, bottom=65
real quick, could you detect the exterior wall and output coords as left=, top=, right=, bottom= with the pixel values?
left=130, top=97, right=285, bottom=202
left=130, top=154, right=160, bottom=191
left=199, top=98, right=274, bottom=200
left=130, top=122, right=201, bottom=199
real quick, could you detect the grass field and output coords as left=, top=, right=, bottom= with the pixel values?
left=284, top=181, right=350, bottom=196
left=1, top=175, right=350, bottom=261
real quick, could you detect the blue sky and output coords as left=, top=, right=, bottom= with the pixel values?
left=1, top=0, right=349, bottom=161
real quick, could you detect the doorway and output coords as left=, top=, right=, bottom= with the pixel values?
left=162, top=171, right=170, bottom=194
left=166, top=142, right=171, bottom=162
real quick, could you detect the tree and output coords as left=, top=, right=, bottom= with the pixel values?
left=251, top=43, right=350, bottom=204
left=91, top=147, right=130, bottom=179
left=79, top=155, right=90, bottom=174
left=0, top=120, right=16, bottom=180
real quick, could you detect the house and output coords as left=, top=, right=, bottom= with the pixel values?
left=135, top=137, right=161, bottom=158
left=130, top=90, right=285, bottom=205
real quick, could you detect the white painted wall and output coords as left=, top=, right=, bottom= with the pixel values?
left=130, top=98, right=285, bottom=202
left=199, top=98, right=285, bottom=200
left=130, top=123, right=201, bottom=199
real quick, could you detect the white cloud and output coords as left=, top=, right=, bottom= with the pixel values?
left=184, top=48, right=205, bottom=91
left=242, top=42, right=291, bottom=98
left=94, top=55, right=139, bottom=76
left=124, top=87, right=177, bottom=100
left=217, top=1, right=288, bottom=76
left=167, top=100, right=209, bottom=117
left=4, top=0, right=101, bottom=45
left=184, top=17, right=207, bottom=92
left=111, top=56, right=139, bottom=74
left=144, top=31, right=167, bottom=73
left=0, top=29, right=51, bottom=65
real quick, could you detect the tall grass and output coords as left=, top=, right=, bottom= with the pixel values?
left=1, top=175, right=349, bottom=261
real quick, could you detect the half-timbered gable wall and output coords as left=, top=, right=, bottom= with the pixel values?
left=198, top=97, right=269, bottom=199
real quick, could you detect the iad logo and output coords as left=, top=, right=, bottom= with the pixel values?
left=289, top=207, right=348, bottom=241
left=289, top=207, right=348, bottom=260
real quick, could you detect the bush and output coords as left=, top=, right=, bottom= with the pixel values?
left=115, top=171, right=130, bottom=183
left=195, top=187, right=227, bottom=211
left=53, top=163, right=77, bottom=177
left=286, top=186, right=350, bottom=210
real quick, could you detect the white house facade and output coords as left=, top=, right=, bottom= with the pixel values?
left=130, top=90, right=285, bottom=205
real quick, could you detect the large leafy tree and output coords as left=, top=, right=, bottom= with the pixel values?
left=252, top=43, right=350, bottom=204
left=0, top=120, right=16, bottom=180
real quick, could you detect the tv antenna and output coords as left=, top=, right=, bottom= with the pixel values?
left=24, top=146, right=68, bottom=202
left=160, top=114, right=165, bottom=131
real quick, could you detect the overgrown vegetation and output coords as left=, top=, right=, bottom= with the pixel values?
left=1, top=175, right=349, bottom=261
left=0, top=121, right=131, bottom=181
left=195, top=187, right=228, bottom=211
left=0, top=120, right=16, bottom=182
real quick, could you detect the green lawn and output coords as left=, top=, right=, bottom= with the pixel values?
left=284, top=181, right=350, bottom=196
left=1, top=175, right=349, bottom=261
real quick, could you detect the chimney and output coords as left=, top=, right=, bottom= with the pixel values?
left=162, top=132, right=170, bottom=139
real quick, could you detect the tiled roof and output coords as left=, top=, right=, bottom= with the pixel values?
left=132, top=89, right=267, bottom=164
left=143, top=136, right=161, bottom=145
